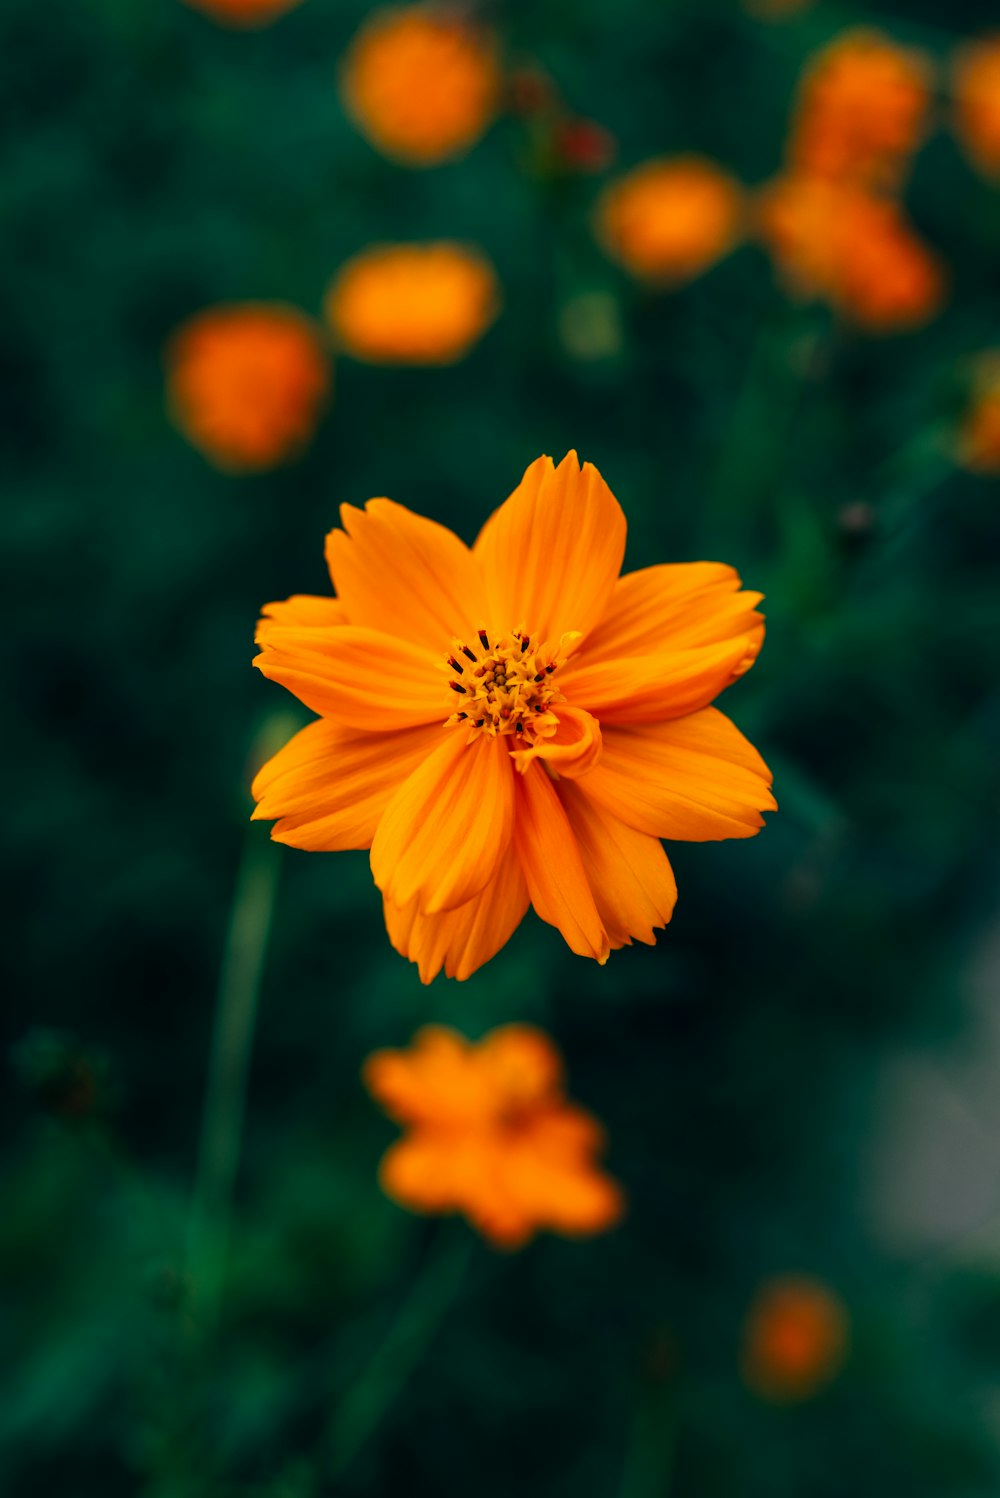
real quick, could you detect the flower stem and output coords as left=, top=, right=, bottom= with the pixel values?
left=617, top=1385, right=677, bottom=1498
left=186, top=823, right=281, bottom=1334
left=324, top=1227, right=475, bottom=1482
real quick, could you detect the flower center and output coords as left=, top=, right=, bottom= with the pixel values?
left=444, top=628, right=567, bottom=745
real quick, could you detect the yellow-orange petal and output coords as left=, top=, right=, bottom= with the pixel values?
left=251, top=719, right=442, bottom=851
left=485, top=1117, right=624, bottom=1241
left=383, top=841, right=529, bottom=982
left=474, top=452, right=626, bottom=646
left=325, top=497, right=484, bottom=653
left=513, top=762, right=609, bottom=962
left=371, top=733, right=514, bottom=915
left=576, top=708, right=776, bottom=841
left=580, top=562, right=764, bottom=664
left=363, top=1026, right=488, bottom=1126
left=510, top=704, right=603, bottom=779
left=477, top=1025, right=564, bottom=1106
left=595, top=156, right=745, bottom=285
left=558, top=782, right=677, bottom=948
left=253, top=625, right=442, bottom=730
left=378, top=1130, right=489, bottom=1213
left=560, top=634, right=759, bottom=724
left=953, top=37, right=1000, bottom=179
left=254, top=595, right=349, bottom=647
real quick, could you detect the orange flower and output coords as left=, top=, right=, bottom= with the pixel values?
left=595, top=157, right=745, bottom=285
left=756, top=174, right=945, bottom=332
left=957, top=352, right=1000, bottom=474
left=363, top=1024, right=624, bottom=1248
left=251, top=452, right=774, bottom=981
left=953, top=37, right=1000, bottom=179
left=325, top=243, right=499, bottom=365
left=788, top=28, right=932, bottom=189
left=741, top=1276, right=849, bottom=1401
left=166, top=304, right=330, bottom=472
left=340, top=7, right=500, bottom=166
left=181, top=0, right=302, bottom=26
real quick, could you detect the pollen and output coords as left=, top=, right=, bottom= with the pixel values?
left=444, top=629, right=570, bottom=745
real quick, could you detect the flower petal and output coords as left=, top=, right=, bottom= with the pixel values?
left=253, top=625, right=443, bottom=730
left=513, top=762, right=609, bottom=962
left=558, top=781, right=677, bottom=948
left=379, top=1130, right=490, bottom=1215
left=325, top=498, right=484, bottom=653
left=363, top=1027, right=487, bottom=1126
left=510, top=703, right=603, bottom=779
left=560, top=635, right=759, bottom=724
left=474, top=452, right=626, bottom=644
left=255, top=594, right=349, bottom=648
left=383, top=840, right=529, bottom=983
left=251, top=718, right=443, bottom=851
left=581, top=562, right=764, bottom=663
left=576, top=707, right=776, bottom=840
left=371, top=732, right=515, bottom=915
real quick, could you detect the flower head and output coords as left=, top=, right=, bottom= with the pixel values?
left=595, top=156, right=745, bottom=285
left=252, top=454, right=774, bottom=980
left=166, top=304, right=330, bottom=472
left=741, top=1276, right=849, bottom=1402
left=789, top=28, right=932, bottom=189
left=340, top=6, right=500, bottom=166
left=756, top=174, right=944, bottom=333
left=363, top=1024, right=624, bottom=1248
left=325, top=243, right=499, bottom=365
left=181, top=0, right=302, bottom=25
left=953, top=37, right=1000, bottom=180
left=957, top=352, right=1000, bottom=474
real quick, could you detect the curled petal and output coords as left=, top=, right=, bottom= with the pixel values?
left=511, top=703, right=603, bottom=779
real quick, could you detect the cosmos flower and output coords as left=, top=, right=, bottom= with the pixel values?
left=180, top=0, right=302, bottom=27
left=595, top=156, right=745, bottom=285
left=741, top=1276, right=849, bottom=1402
left=957, top=352, right=1000, bottom=474
left=340, top=6, right=500, bottom=166
left=325, top=243, right=500, bottom=365
left=252, top=453, right=774, bottom=981
left=756, top=174, right=945, bottom=333
left=952, top=37, right=1000, bottom=180
left=789, top=28, right=932, bottom=189
left=363, top=1024, right=624, bottom=1248
left=166, top=304, right=330, bottom=472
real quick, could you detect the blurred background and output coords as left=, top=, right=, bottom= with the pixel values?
left=4, top=0, right=1000, bottom=1492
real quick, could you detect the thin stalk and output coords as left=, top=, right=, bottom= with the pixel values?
left=186, top=823, right=282, bottom=1333
left=617, top=1384, right=677, bottom=1498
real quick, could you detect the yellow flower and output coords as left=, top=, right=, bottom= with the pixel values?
left=340, top=6, right=500, bottom=166
left=957, top=352, right=1000, bottom=474
left=595, top=156, right=745, bottom=286
left=252, top=453, right=775, bottom=981
left=363, top=1024, right=624, bottom=1249
left=953, top=37, right=1000, bottom=180
left=165, top=304, right=330, bottom=472
left=789, top=28, right=932, bottom=189
left=741, top=1276, right=849, bottom=1402
left=325, top=243, right=499, bottom=365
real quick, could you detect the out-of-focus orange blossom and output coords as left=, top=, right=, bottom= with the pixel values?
left=325, top=243, right=499, bottom=365
left=789, top=28, right=932, bottom=189
left=180, top=0, right=303, bottom=26
left=363, top=1024, right=624, bottom=1249
left=340, top=7, right=500, bottom=166
left=595, top=156, right=745, bottom=285
left=958, top=353, right=1000, bottom=474
left=166, top=305, right=330, bottom=472
left=741, top=1276, right=849, bottom=1402
left=953, top=37, right=1000, bottom=179
left=756, top=174, right=945, bottom=333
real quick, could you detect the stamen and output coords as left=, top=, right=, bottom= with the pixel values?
left=520, top=635, right=530, bottom=652
left=449, top=681, right=467, bottom=694
left=444, top=628, right=566, bottom=748
left=478, top=629, right=490, bottom=650
left=448, top=656, right=464, bottom=674
left=462, top=645, right=477, bottom=662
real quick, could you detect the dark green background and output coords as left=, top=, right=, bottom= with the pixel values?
left=4, top=0, right=1000, bottom=1493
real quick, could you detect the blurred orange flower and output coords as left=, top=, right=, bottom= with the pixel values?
left=325, top=242, right=500, bottom=365
left=595, top=156, right=745, bottom=286
left=363, top=1024, right=624, bottom=1248
left=252, top=451, right=774, bottom=981
left=953, top=37, right=1000, bottom=179
left=756, top=174, right=945, bottom=332
left=957, top=352, right=1000, bottom=473
left=741, top=1276, right=849, bottom=1401
left=181, top=0, right=302, bottom=26
left=340, top=7, right=500, bottom=166
left=789, top=28, right=932, bottom=189
left=166, top=304, right=330, bottom=472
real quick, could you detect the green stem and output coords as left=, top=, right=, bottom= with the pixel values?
left=186, top=824, right=282, bottom=1333
left=617, top=1384, right=677, bottom=1498
left=324, top=1228, right=475, bottom=1484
